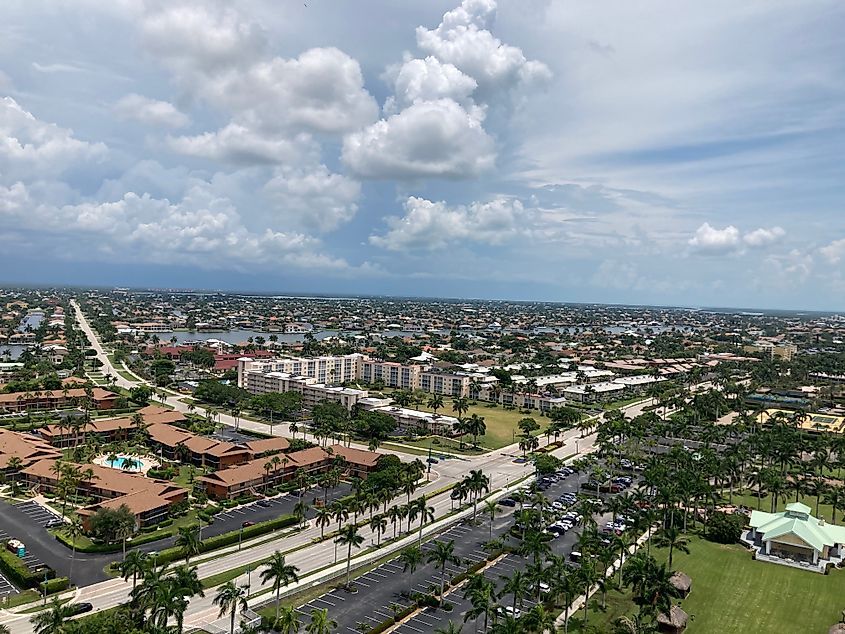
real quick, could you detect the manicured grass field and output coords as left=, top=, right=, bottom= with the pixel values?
left=727, top=489, right=842, bottom=524
left=411, top=396, right=553, bottom=450
left=574, top=536, right=844, bottom=633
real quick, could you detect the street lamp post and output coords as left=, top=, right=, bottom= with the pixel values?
left=239, top=526, right=244, bottom=551
left=246, top=565, right=252, bottom=591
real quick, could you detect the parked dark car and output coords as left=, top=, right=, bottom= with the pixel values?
left=498, top=497, right=517, bottom=507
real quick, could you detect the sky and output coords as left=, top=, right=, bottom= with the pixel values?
left=1, top=0, right=844, bottom=310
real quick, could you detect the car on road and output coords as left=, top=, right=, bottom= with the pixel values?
left=68, top=603, right=93, bottom=616
left=426, top=457, right=439, bottom=464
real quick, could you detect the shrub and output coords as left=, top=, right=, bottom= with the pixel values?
left=40, top=577, right=70, bottom=594
left=706, top=511, right=745, bottom=544
left=0, top=548, right=54, bottom=588
left=149, top=514, right=297, bottom=568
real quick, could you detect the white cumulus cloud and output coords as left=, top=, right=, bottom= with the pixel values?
left=383, top=55, right=478, bottom=114
left=343, top=99, right=495, bottom=179
left=263, top=165, right=361, bottom=232
left=689, top=222, right=785, bottom=254
left=166, top=124, right=317, bottom=165
left=369, top=195, right=526, bottom=250
left=0, top=97, right=106, bottom=181
left=114, top=94, right=189, bottom=129
left=416, top=0, right=551, bottom=94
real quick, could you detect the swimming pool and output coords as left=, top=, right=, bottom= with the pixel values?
left=104, top=455, right=145, bottom=472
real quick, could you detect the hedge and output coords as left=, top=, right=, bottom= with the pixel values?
left=54, top=522, right=180, bottom=554
left=147, top=514, right=298, bottom=568
left=0, top=548, right=54, bottom=589
left=40, top=577, right=70, bottom=595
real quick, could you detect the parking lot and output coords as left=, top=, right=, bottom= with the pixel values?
left=209, top=483, right=353, bottom=538
left=287, top=510, right=518, bottom=633
left=290, top=461, right=641, bottom=634
left=16, top=500, right=65, bottom=528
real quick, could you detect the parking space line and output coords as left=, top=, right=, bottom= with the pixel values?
left=353, top=579, right=370, bottom=587
left=313, top=597, right=335, bottom=607
left=400, top=624, right=424, bottom=633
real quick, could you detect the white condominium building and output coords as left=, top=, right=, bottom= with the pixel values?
left=242, top=370, right=367, bottom=411
left=238, top=353, right=364, bottom=386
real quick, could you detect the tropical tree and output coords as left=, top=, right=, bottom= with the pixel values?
left=213, top=581, right=250, bottom=634
left=653, top=525, right=690, bottom=568
left=64, top=514, right=85, bottom=583
left=315, top=506, right=332, bottom=539
left=175, top=525, right=202, bottom=564
left=400, top=545, right=423, bottom=574
left=30, top=597, right=74, bottom=634
left=276, top=606, right=303, bottom=634
left=261, top=551, right=300, bottom=624
left=427, top=539, right=461, bottom=597
left=306, top=608, right=337, bottom=634
left=119, top=549, right=150, bottom=591
left=336, top=524, right=364, bottom=588
left=500, top=569, right=531, bottom=613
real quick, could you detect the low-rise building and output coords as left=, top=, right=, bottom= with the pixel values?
left=22, top=459, right=188, bottom=531
left=0, top=387, right=119, bottom=412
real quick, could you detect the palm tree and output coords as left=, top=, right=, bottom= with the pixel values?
left=336, top=524, right=364, bottom=588
left=435, top=622, right=463, bottom=634
left=176, top=525, right=202, bottom=564
left=399, top=543, right=422, bottom=573
left=463, top=574, right=495, bottom=634
left=276, top=605, right=303, bottom=634
left=315, top=506, right=332, bottom=539
left=151, top=580, right=189, bottom=632
left=30, top=597, right=74, bottom=634
left=306, top=608, right=337, bottom=634
left=483, top=500, right=498, bottom=541
left=427, top=394, right=445, bottom=415
left=64, top=514, right=84, bottom=583
left=274, top=605, right=303, bottom=634
left=261, top=551, right=300, bottom=624
left=294, top=499, right=309, bottom=529
left=653, top=525, right=690, bottom=568
left=427, top=539, right=461, bottom=597
left=409, top=498, right=435, bottom=545
left=119, top=549, right=150, bottom=591
left=500, top=569, right=531, bottom=613
left=462, top=469, right=490, bottom=523
left=371, top=513, right=388, bottom=547
left=213, top=581, right=250, bottom=634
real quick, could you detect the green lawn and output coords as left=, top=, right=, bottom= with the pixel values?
left=410, top=396, right=553, bottom=450
left=727, top=489, right=842, bottom=524
left=573, top=536, right=845, bottom=634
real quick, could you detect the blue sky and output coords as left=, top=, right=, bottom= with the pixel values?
left=1, top=0, right=844, bottom=309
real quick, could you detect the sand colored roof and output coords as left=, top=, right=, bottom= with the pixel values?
left=287, top=446, right=330, bottom=468
left=244, top=437, right=290, bottom=456
left=196, top=459, right=269, bottom=487
left=22, top=459, right=186, bottom=501
left=0, top=387, right=117, bottom=405
left=147, top=423, right=193, bottom=447
left=0, top=429, right=61, bottom=468
left=328, top=444, right=380, bottom=468
left=137, top=405, right=169, bottom=416
left=41, top=416, right=136, bottom=439
left=78, top=489, right=173, bottom=517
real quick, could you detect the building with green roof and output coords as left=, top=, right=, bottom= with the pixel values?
left=748, top=502, right=845, bottom=572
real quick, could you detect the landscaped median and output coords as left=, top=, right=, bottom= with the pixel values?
left=107, top=513, right=299, bottom=571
